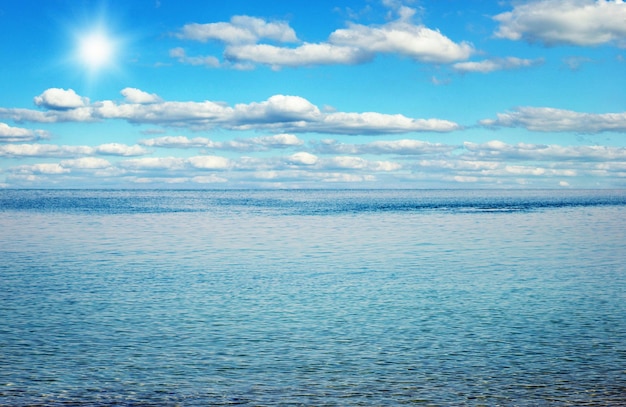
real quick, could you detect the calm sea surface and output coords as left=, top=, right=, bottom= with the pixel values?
left=1, top=189, right=625, bottom=406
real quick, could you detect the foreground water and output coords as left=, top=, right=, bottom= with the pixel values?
left=1, top=189, right=625, bottom=406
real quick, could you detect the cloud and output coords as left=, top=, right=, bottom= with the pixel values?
left=140, top=133, right=304, bottom=152
left=9, top=88, right=457, bottom=134
left=169, top=47, right=221, bottom=68
left=60, top=157, right=112, bottom=169
left=453, top=57, right=544, bottom=73
left=0, top=122, right=48, bottom=142
left=287, top=152, right=318, bottom=165
left=34, top=88, right=89, bottom=110
left=95, top=143, right=149, bottom=156
left=462, top=140, right=626, bottom=161
left=493, top=0, right=626, bottom=47
left=177, top=6, right=472, bottom=69
left=0, top=144, right=94, bottom=157
left=187, top=155, right=232, bottom=169
left=329, top=20, right=473, bottom=64
left=121, top=88, right=162, bottom=104
left=176, top=15, right=298, bottom=44
left=316, top=139, right=458, bottom=155
left=224, top=43, right=373, bottom=68
left=481, top=107, right=626, bottom=133
left=0, top=143, right=147, bottom=158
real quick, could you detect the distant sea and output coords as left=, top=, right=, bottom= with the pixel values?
left=1, top=189, right=625, bottom=406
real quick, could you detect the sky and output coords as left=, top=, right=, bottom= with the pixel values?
left=0, top=0, right=625, bottom=189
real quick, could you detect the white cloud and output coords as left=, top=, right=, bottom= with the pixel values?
left=140, top=134, right=304, bottom=152
left=481, top=107, right=626, bottom=133
left=494, top=0, right=626, bottom=47
left=329, top=20, right=473, bottom=64
left=95, top=143, right=149, bottom=156
left=0, top=122, right=48, bottom=142
left=288, top=152, right=319, bottom=165
left=176, top=15, right=298, bottom=44
left=19, top=163, right=70, bottom=175
left=0, top=144, right=94, bottom=157
left=453, top=57, right=544, bottom=73
left=316, top=112, right=460, bottom=134
left=120, top=157, right=187, bottom=170
left=463, top=140, right=626, bottom=161
left=121, top=88, right=162, bottom=104
left=250, top=133, right=304, bottom=147
left=2, top=88, right=461, bottom=134
left=176, top=6, right=472, bottom=69
left=225, top=43, right=372, bottom=68
left=34, top=88, right=89, bottom=110
left=317, top=139, right=457, bottom=155
left=191, top=175, right=228, bottom=184
left=60, top=157, right=112, bottom=169
left=187, top=155, right=232, bottom=170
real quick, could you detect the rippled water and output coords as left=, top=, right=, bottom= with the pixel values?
left=1, top=189, right=625, bottom=406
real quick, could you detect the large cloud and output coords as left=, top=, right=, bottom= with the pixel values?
left=1, top=88, right=460, bottom=135
left=175, top=6, right=473, bottom=69
left=34, top=88, right=89, bottom=110
left=329, top=21, right=473, bottom=64
left=481, top=107, right=626, bottom=133
left=494, top=0, right=626, bottom=47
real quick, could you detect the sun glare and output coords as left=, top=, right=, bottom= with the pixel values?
left=79, top=31, right=114, bottom=70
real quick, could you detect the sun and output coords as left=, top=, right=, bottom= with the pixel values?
left=79, top=31, right=114, bottom=70
left=77, top=29, right=116, bottom=72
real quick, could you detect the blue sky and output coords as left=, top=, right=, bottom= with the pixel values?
left=1, top=0, right=625, bottom=188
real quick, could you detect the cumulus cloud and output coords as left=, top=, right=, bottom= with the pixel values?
left=481, top=107, right=626, bottom=133
left=95, top=143, right=148, bottom=156
left=60, top=157, right=112, bottom=169
left=34, top=88, right=89, bottom=110
left=10, top=88, right=459, bottom=134
left=140, top=134, right=304, bottom=151
left=329, top=21, right=473, bottom=64
left=176, top=5, right=472, bottom=69
left=316, top=139, right=457, bottom=155
left=493, top=0, right=626, bottom=47
left=288, top=152, right=319, bottom=165
left=462, top=140, right=626, bottom=161
left=0, top=143, right=148, bottom=158
left=176, top=15, right=298, bottom=44
left=0, top=122, right=48, bottom=142
left=187, top=155, right=232, bottom=169
left=225, top=43, right=373, bottom=68
left=0, top=144, right=94, bottom=158
left=121, top=88, right=162, bottom=104
left=453, top=57, right=544, bottom=73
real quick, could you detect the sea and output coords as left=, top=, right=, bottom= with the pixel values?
left=1, top=189, right=625, bottom=406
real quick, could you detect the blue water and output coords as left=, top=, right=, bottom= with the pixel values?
left=1, top=189, right=625, bottom=406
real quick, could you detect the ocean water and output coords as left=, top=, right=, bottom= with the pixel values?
left=1, top=189, right=625, bottom=406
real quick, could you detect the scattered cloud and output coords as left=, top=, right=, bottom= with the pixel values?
left=453, top=57, right=544, bottom=73
left=169, top=47, right=221, bottom=68
left=0, top=122, right=48, bottom=142
left=0, top=143, right=146, bottom=158
left=481, top=107, right=626, bottom=133
left=175, top=4, right=473, bottom=69
left=34, top=88, right=89, bottom=110
left=561, top=56, right=594, bottom=71
left=121, top=88, right=163, bottom=104
left=176, top=15, right=298, bottom=44
left=1, top=88, right=460, bottom=134
left=494, top=0, right=626, bottom=47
